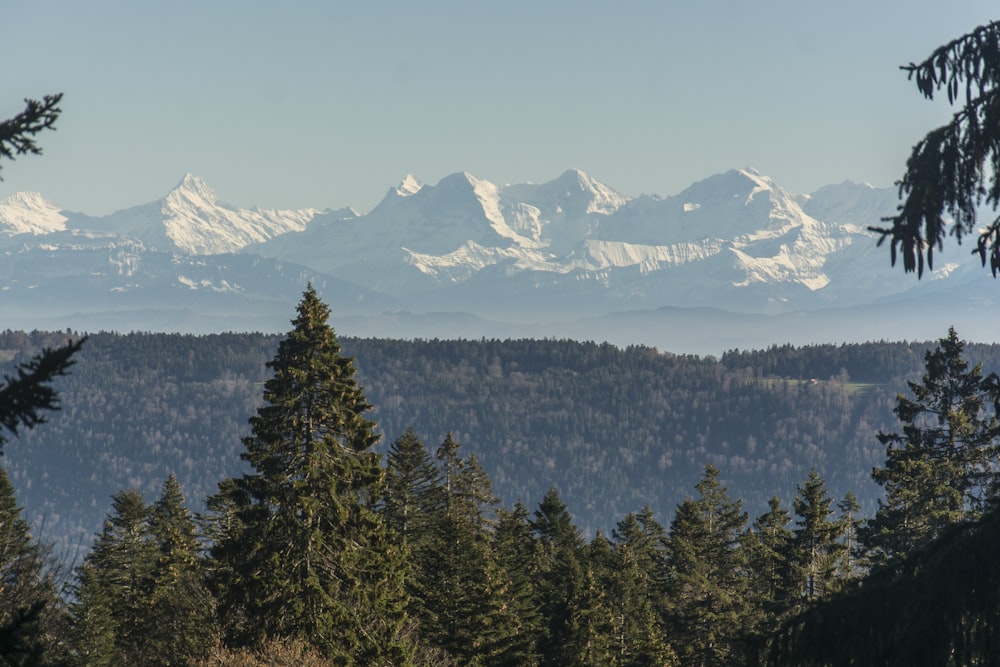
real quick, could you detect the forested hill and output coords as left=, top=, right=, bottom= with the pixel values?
left=3, top=329, right=997, bottom=549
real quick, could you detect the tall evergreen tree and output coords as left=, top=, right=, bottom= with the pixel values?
left=492, top=502, right=543, bottom=666
left=580, top=533, right=619, bottom=666
left=746, top=496, right=795, bottom=634
left=0, top=467, right=68, bottom=667
left=665, top=464, right=751, bottom=667
left=435, top=432, right=499, bottom=529
left=208, top=285, right=415, bottom=663
left=531, top=487, right=602, bottom=666
left=410, top=433, right=511, bottom=664
left=605, top=510, right=676, bottom=666
left=836, top=490, right=865, bottom=581
left=791, top=470, right=843, bottom=602
left=143, top=474, right=217, bottom=666
left=72, top=489, right=157, bottom=666
left=383, top=427, right=440, bottom=547
left=0, top=95, right=78, bottom=664
left=865, top=327, right=1000, bottom=563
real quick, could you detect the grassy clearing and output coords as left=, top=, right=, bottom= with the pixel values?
left=758, top=377, right=883, bottom=396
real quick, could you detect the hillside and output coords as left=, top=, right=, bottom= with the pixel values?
left=5, top=330, right=991, bottom=551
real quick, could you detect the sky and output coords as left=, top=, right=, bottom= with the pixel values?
left=2, top=1, right=997, bottom=216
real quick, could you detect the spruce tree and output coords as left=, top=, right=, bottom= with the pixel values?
left=72, top=489, right=157, bottom=666
left=665, top=464, right=751, bottom=667
left=865, top=327, right=1000, bottom=563
left=531, top=487, right=595, bottom=666
left=836, top=490, right=865, bottom=581
left=208, top=285, right=415, bottom=663
left=791, top=470, right=842, bottom=602
left=435, top=432, right=499, bottom=529
left=383, top=427, right=440, bottom=547
left=410, top=433, right=511, bottom=664
left=144, top=474, right=217, bottom=666
left=492, top=502, right=543, bottom=666
left=0, top=95, right=79, bottom=663
left=746, top=496, right=795, bottom=634
left=0, top=467, right=68, bottom=666
left=605, top=510, right=676, bottom=666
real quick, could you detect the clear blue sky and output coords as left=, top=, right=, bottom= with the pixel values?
left=2, top=1, right=996, bottom=215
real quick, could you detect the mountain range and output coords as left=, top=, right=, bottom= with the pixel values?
left=2, top=168, right=997, bottom=353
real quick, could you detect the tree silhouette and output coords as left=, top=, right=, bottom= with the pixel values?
left=0, top=338, right=84, bottom=454
left=0, top=94, right=62, bottom=180
left=871, top=21, right=1000, bottom=277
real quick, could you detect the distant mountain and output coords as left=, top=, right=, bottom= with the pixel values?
left=1, top=174, right=331, bottom=255
left=0, top=191, right=68, bottom=235
left=0, top=232, right=396, bottom=334
left=247, top=167, right=982, bottom=314
left=1, top=168, right=994, bottom=350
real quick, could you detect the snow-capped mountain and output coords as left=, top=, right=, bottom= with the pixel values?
left=246, top=167, right=969, bottom=313
left=1, top=167, right=994, bottom=352
left=15, top=174, right=329, bottom=255
left=0, top=192, right=69, bottom=235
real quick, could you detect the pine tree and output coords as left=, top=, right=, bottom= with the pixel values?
left=605, top=510, right=676, bottom=666
left=791, top=470, right=843, bottom=602
left=746, top=496, right=795, bottom=634
left=865, top=327, right=1000, bottom=563
left=531, top=487, right=599, bottom=666
left=72, top=489, right=157, bottom=666
left=383, top=427, right=440, bottom=547
left=665, top=464, right=751, bottom=667
left=492, top=502, right=543, bottom=666
left=208, top=285, right=415, bottom=663
left=836, top=490, right=865, bottom=581
left=409, top=433, right=511, bottom=664
left=0, top=467, right=69, bottom=666
left=143, top=474, right=217, bottom=666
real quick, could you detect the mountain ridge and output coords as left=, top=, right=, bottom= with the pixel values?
left=1, top=167, right=994, bottom=354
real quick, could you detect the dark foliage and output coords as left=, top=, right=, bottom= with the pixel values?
left=0, top=337, right=84, bottom=453
left=870, top=20, right=1000, bottom=277
left=753, top=506, right=1000, bottom=666
left=0, top=93, right=62, bottom=179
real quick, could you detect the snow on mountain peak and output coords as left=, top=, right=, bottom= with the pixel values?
left=553, top=168, right=628, bottom=214
left=168, top=173, right=219, bottom=207
left=80, top=174, right=320, bottom=255
left=1, top=168, right=912, bottom=317
left=2, top=191, right=56, bottom=209
left=0, top=191, right=67, bottom=235
left=395, top=174, right=424, bottom=197
left=154, top=174, right=318, bottom=254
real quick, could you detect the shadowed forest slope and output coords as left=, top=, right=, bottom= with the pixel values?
left=4, top=329, right=998, bottom=548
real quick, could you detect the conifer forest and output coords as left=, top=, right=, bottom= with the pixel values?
left=4, top=287, right=1000, bottom=665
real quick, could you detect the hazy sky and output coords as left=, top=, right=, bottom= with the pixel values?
left=2, top=2, right=996, bottom=215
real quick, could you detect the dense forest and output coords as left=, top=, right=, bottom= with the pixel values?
left=2, top=326, right=977, bottom=550
left=4, top=288, right=1000, bottom=665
